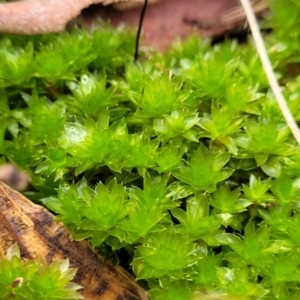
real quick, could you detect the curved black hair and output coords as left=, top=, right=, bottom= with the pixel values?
left=134, top=0, right=148, bottom=60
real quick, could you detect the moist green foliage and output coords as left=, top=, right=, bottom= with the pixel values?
left=1, top=1, right=300, bottom=299
left=0, top=244, right=82, bottom=299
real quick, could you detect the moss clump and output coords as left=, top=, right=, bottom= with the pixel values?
left=1, top=1, right=300, bottom=299
left=0, top=244, right=82, bottom=299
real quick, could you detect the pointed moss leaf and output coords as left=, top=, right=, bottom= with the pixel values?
left=210, top=185, right=251, bottom=213
left=124, top=70, right=188, bottom=118
left=80, top=180, right=128, bottom=230
left=97, top=107, right=110, bottom=132
left=261, top=155, right=282, bottom=177
left=227, top=267, right=267, bottom=298
left=0, top=90, right=9, bottom=113
left=132, top=257, right=166, bottom=280
left=200, top=231, right=229, bottom=246
left=65, top=115, right=128, bottom=166
left=90, top=26, right=135, bottom=69
left=242, top=175, right=274, bottom=205
left=74, top=158, right=94, bottom=175
left=34, top=43, right=75, bottom=82
left=286, top=215, right=300, bottom=246
left=6, top=118, right=19, bottom=138
left=226, top=234, right=244, bottom=256
left=237, top=46, right=268, bottom=87
left=193, top=253, right=223, bottom=287
left=182, top=46, right=237, bottom=99
left=58, top=258, right=70, bottom=274
left=224, top=81, right=261, bottom=113
left=91, top=232, right=109, bottom=247
left=243, top=119, right=293, bottom=155
left=80, top=128, right=113, bottom=162
left=0, top=245, right=82, bottom=299
left=271, top=174, right=300, bottom=205
left=198, top=103, right=245, bottom=140
left=51, top=30, right=95, bottom=71
left=129, top=173, right=171, bottom=209
left=66, top=73, right=117, bottom=116
left=258, top=205, right=291, bottom=233
left=118, top=174, right=174, bottom=241
left=228, top=221, right=270, bottom=267
left=71, top=116, right=128, bottom=166
left=172, top=145, right=233, bottom=192
left=24, top=93, right=66, bottom=143
left=154, top=142, right=185, bottom=173
left=254, top=152, right=269, bottom=165
left=133, top=229, right=197, bottom=279
left=148, top=280, right=192, bottom=300
left=218, top=136, right=238, bottom=155
left=6, top=244, right=20, bottom=261
left=271, top=251, right=300, bottom=284
left=172, top=194, right=222, bottom=238
left=120, top=206, right=165, bottom=242
left=50, top=182, right=86, bottom=226
left=122, top=134, right=158, bottom=169
left=154, top=110, right=200, bottom=141
left=0, top=40, right=33, bottom=87
left=167, top=182, right=196, bottom=200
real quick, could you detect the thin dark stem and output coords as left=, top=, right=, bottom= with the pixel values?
left=134, top=0, right=148, bottom=61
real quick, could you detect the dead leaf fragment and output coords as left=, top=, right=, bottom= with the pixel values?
left=0, top=0, right=143, bottom=34
left=87, top=0, right=268, bottom=50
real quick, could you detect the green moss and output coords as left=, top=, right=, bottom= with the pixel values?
left=1, top=1, right=300, bottom=299
left=0, top=245, right=82, bottom=299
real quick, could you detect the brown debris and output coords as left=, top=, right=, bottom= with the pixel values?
left=0, top=0, right=268, bottom=49
left=0, top=164, right=29, bottom=192
left=82, top=0, right=268, bottom=50
left=0, top=0, right=144, bottom=34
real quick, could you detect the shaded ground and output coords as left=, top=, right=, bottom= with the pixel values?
left=81, top=0, right=267, bottom=50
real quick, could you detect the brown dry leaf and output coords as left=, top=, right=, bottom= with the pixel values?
left=0, top=0, right=268, bottom=50
left=186, top=0, right=268, bottom=29
left=88, top=0, right=268, bottom=50
left=0, top=0, right=144, bottom=34
left=0, top=0, right=268, bottom=36
left=113, top=0, right=158, bottom=10
left=0, top=181, right=148, bottom=300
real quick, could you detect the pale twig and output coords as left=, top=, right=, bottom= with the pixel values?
left=239, top=0, right=300, bottom=145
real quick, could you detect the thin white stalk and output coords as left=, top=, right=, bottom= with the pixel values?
left=239, top=0, right=300, bottom=145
